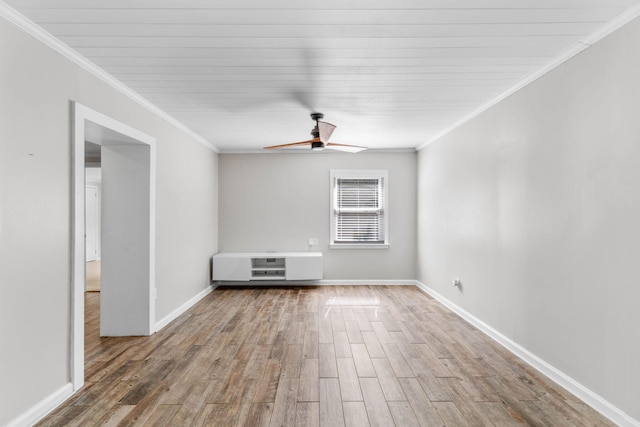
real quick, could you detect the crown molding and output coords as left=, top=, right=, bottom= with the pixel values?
left=416, top=3, right=640, bottom=151
left=0, top=1, right=219, bottom=153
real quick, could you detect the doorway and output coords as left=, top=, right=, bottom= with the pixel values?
left=71, top=102, right=156, bottom=391
left=85, top=179, right=100, bottom=292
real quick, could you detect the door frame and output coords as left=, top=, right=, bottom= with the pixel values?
left=71, top=102, right=156, bottom=391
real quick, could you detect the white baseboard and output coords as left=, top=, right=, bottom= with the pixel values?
left=215, top=279, right=416, bottom=286
left=320, top=280, right=415, bottom=286
left=414, top=281, right=640, bottom=427
left=154, top=283, right=217, bottom=332
left=7, top=383, right=73, bottom=427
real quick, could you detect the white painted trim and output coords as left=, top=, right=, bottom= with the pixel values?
left=148, top=136, right=157, bottom=336
left=417, top=3, right=640, bottom=151
left=215, top=279, right=415, bottom=286
left=414, top=281, right=640, bottom=427
left=155, top=284, right=217, bottom=332
left=0, top=1, right=218, bottom=154
left=71, top=103, right=85, bottom=391
left=72, top=102, right=157, bottom=391
left=330, top=169, right=389, bottom=248
left=318, top=280, right=414, bottom=286
left=6, top=383, right=73, bottom=427
left=330, top=244, right=389, bottom=250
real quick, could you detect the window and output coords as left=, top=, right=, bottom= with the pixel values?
left=330, top=170, right=388, bottom=248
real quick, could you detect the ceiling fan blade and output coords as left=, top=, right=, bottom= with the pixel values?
left=317, top=121, right=336, bottom=143
left=325, top=142, right=368, bottom=153
left=263, top=138, right=319, bottom=150
left=262, top=138, right=319, bottom=150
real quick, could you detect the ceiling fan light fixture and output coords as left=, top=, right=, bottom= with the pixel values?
left=262, top=111, right=367, bottom=153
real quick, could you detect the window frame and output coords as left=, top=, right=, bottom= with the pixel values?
left=329, top=169, right=389, bottom=249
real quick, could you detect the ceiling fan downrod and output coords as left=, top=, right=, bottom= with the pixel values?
left=310, top=112, right=325, bottom=150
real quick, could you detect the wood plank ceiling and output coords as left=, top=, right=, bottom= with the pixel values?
left=5, top=0, right=640, bottom=151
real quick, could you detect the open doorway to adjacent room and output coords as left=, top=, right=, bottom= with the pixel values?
left=85, top=143, right=101, bottom=293
left=71, top=102, right=157, bottom=391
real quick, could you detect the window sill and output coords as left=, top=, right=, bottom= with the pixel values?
left=330, top=243, right=389, bottom=250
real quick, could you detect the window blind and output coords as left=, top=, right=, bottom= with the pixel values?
left=334, top=177, right=385, bottom=243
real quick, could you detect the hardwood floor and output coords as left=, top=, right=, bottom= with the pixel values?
left=38, top=286, right=612, bottom=426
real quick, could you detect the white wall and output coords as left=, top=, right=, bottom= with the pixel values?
left=0, top=16, right=218, bottom=426
left=219, top=152, right=416, bottom=280
left=100, top=144, right=152, bottom=336
left=416, top=16, right=640, bottom=422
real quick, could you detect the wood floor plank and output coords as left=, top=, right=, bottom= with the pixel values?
left=286, top=321, right=305, bottom=345
left=243, top=344, right=271, bottom=380
left=344, top=316, right=364, bottom=344
left=398, top=319, right=427, bottom=344
left=361, top=331, right=386, bottom=358
left=319, top=319, right=333, bottom=344
left=399, top=377, right=444, bottom=426
left=280, top=344, right=303, bottom=379
left=359, top=378, right=395, bottom=427
left=381, top=342, right=414, bottom=378
left=298, top=358, right=319, bottom=402
left=437, top=377, right=492, bottom=425
left=140, top=404, right=181, bottom=427
left=96, top=405, right=136, bottom=426
left=388, top=401, right=420, bottom=427
left=167, top=380, right=218, bottom=426
left=115, top=376, right=170, bottom=426
left=337, top=358, right=363, bottom=401
left=331, top=308, right=347, bottom=332
left=432, top=401, right=468, bottom=425
left=206, top=358, right=249, bottom=403
left=318, top=343, right=338, bottom=378
left=407, top=357, right=451, bottom=402
left=253, top=359, right=281, bottom=403
left=333, top=330, right=353, bottom=358
left=319, top=378, right=345, bottom=427
left=296, top=402, right=319, bottom=427
left=302, top=331, right=319, bottom=359
left=353, top=308, right=374, bottom=332
left=378, top=311, right=403, bottom=332
left=244, top=402, right=273, bottom=427
left=196, top=403, right=240, bottom=427
left=390, top=331, right=419, bottom=359
left=411, top=343, right=453, bottom=378
left=269, top=378, right=298, bottom=427
left=371, top=321, right=395, bottom=344
left=351, top=343, right=377, bottom=378
left=343, top=401, right=370, bottom=427
left=35, top=287, right=615, bottom=427
left=371, top=358, right=406, bottom=401
left=474, top=401, right=527, bottom=426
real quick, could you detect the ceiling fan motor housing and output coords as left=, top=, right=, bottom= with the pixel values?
left=310, top=112, right=323, bottom=138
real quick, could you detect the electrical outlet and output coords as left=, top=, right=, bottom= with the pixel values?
left=308, top=238, right=319, bottom=246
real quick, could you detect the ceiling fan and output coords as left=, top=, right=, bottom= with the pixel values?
left=263, top=112, right=367, bottom=153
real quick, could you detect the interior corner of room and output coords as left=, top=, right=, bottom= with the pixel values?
left=2, top=2, right=640, bottom=426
